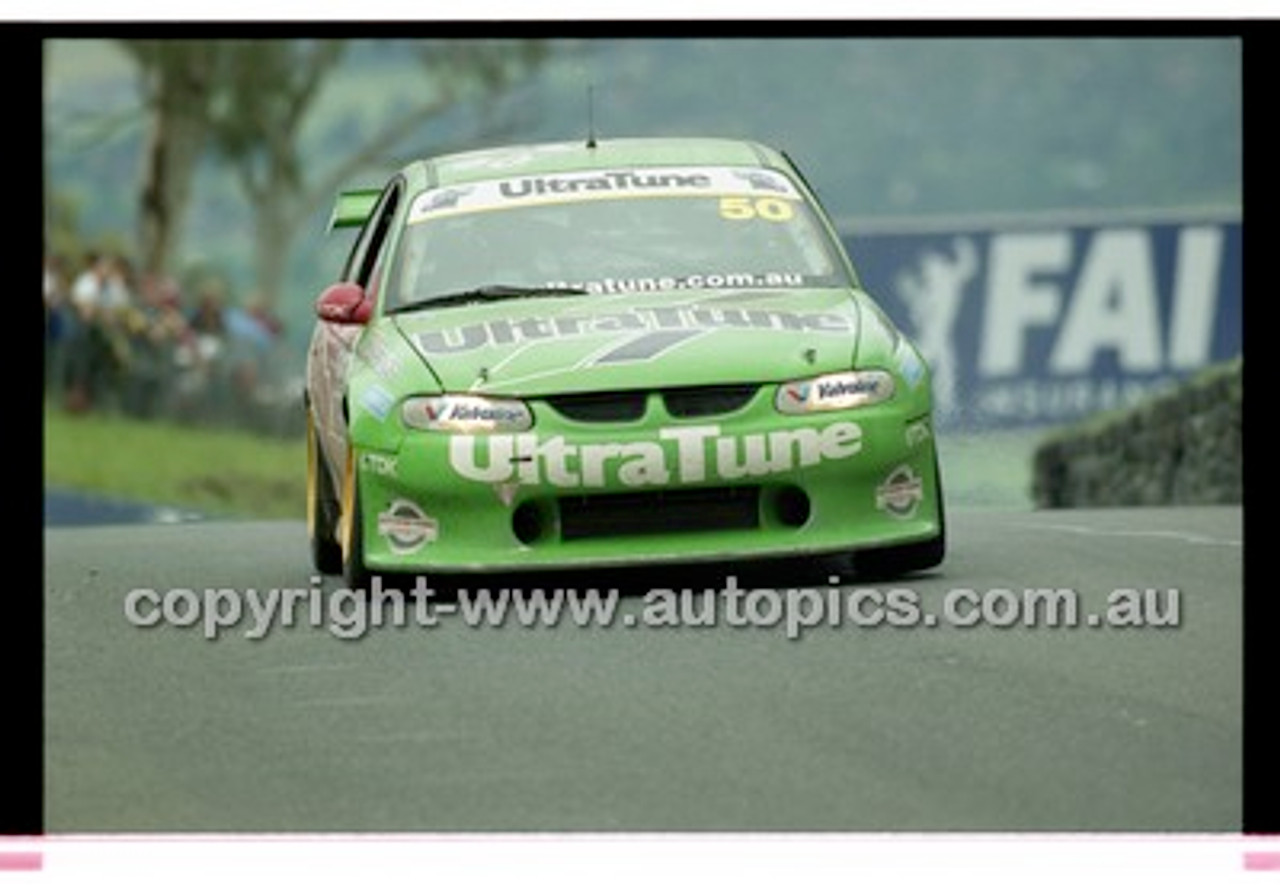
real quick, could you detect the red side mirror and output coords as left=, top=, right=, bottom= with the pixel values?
left=315, top=282, right=373, bottom=325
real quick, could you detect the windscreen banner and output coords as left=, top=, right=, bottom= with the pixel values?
left=841, top=211, right=1242, bottom=430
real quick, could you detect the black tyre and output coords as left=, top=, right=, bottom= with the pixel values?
left=340, top=452, right=375, bottom=594
left=307, top=411, right=343, bottom=575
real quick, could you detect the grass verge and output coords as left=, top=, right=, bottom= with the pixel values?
left=44, top=404, right=305, bottom=520
left=935, top=429, right=1041, bottom=509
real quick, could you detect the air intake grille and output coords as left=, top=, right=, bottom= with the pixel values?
left=663, top=384, right=758, bottom=418
left=544, top=385, right=759, bottom=423
left=545, top=391, right=647, bottom=422
left=559, top=486, right=761, bottom=541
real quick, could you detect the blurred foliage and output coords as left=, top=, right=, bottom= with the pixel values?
left=578, top=38, right=1241, bottom=218
left=202, top=38, right=549, bottom=310
left=44, top=190, right=84, bottom=262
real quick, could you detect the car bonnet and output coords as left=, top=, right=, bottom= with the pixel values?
left=389, top=286, right=863, bottom=397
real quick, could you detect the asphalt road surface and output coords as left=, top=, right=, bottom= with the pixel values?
left=44, top=506, right=1242, bottom=832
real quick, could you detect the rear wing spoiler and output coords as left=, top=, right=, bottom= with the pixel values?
left=327, top=189, right=381, bottom=232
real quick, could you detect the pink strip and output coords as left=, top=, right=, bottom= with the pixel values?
left=0, top=852, right=42, bottom=872
left=1245, top=851, right=1280, bottom=872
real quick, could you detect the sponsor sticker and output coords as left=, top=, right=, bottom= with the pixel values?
left=897, top=347, right=926, bottom=389
left=359, top=384, right=396, bottom=421
left=775, top=371, right=894, bottom=414
left=377, top=499, right=439, bottom=554
left=449, top=421, right=863, bottom=489
left=408, top=166, right=801, bottom=223
left=875, top=465, right=925, bottom=519
left=904, top=418, right=932, bottom=449
left=402, top=396, right=533, bottom=432
left=413, top=306, right=852, bottom=356
left=360, top=452, right=398, bottom=478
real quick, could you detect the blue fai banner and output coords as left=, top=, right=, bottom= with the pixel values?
left=842, top=213, right=1242, bottom=429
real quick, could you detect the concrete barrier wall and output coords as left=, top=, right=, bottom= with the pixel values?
left=1031, top=358, right=1242, bottom=508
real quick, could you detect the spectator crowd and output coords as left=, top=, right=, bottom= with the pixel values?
left=44, top=250, right=303, bottom=437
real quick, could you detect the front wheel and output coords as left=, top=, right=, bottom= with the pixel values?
left=339, top=450, right=375, bottom=593
left=307, top=410, right=343, bottom=575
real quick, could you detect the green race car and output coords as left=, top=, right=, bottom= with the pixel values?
left=304, top=137, right=944, bottom=588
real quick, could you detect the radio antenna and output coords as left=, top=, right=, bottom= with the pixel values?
left=586, top=84, right=598, bottom=149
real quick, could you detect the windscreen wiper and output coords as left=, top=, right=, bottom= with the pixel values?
left=386, top=284, right=589, bottom=315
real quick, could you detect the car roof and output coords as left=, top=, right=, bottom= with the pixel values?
left=409, top=137, right=794, bottom=189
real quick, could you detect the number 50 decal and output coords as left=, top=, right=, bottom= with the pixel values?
left=719, top=196, right=795, bottom=222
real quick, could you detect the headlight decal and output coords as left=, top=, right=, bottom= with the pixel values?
left=402, top=395, right=533, bottom=433
left=775, top=370, right=895, bottom=415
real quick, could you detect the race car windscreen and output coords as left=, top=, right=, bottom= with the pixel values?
left=387, top=165, right=855, bottom=308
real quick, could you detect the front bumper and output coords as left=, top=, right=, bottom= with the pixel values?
left=352, top=393, right=941, bottom=574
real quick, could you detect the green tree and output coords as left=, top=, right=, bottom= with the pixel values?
left=116, top=38, right=548, bottom=305
left=209, top=39, right=549, bottom=309
left=117, top=40, right=226, bottom=280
